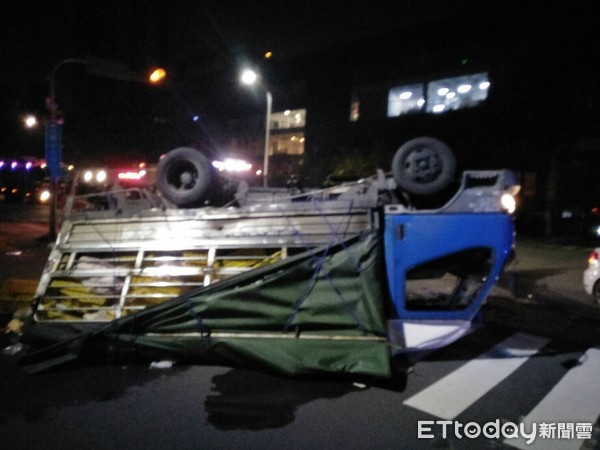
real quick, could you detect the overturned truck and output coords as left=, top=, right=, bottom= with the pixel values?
left=20, top=137, right=518, bottom=378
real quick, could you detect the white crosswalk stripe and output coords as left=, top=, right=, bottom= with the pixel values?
left=403, top=332, right=550, bottom=420
left=402, top=331, right=600, bottom=448
left=506, top=347, right=600, bottom=450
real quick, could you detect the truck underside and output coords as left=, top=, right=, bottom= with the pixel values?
left=19, top=138, right=518, bottom=378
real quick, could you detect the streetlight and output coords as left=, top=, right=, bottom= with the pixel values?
left=44, top=56, right=157, bottom=241
left=23, top=114, right=38, bottom=129
left=240, top=68, right=272, bottom=187
left=44, top=58, right=87, bottom=241
left=149, top=67, right=167, bottom=84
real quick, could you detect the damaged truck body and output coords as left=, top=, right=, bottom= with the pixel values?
left=20, top=137, right=518, bottom=378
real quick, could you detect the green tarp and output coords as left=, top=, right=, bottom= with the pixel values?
left=21, top=231, right=392, bottom=378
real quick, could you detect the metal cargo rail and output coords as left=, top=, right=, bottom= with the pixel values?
left=30, top=139, right=519, bottom=327
left=33, top=182, right=381, bottom=322
left=20, top=138, right=521, bottom=376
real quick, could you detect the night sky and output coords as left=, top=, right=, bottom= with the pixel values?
left=0, top=1, right=426, bottom=162
left=1, top=1, right=599, bottom=165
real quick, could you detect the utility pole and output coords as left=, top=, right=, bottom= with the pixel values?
left=43, top=57, right=161, bottom=241
left=44, top=59, right=86, bottom=241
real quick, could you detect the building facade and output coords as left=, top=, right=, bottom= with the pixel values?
left=217, top=3, right=599, bottom=236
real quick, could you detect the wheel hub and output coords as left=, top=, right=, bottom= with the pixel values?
left=404, top=148, right=441, bottom=182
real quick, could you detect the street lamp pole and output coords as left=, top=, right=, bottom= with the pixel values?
left=45, top=58, right=86, bottom=241
left=240, top=69, right=272, bottom=187
left=263, top=90, right=272, bottom=188
left=48, top=59, right=86, bottom=115
left=43, top=57, right=151, bottom=240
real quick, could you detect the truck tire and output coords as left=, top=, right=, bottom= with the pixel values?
left=392, top=137, right=456, bottom=196
left=157, top=147, right=213, bottom=207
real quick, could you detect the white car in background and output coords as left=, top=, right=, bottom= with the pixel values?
left=583, top=248, right=600, bottom=304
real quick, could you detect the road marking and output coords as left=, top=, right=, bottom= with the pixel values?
left=403, top=332, right=550, bottom=420
left=506, top=347, right=600, bottom=450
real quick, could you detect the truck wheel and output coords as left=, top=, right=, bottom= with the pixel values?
left=392, top=137, right=456, bottom=196
left=157, top=147, right=212, bottom=207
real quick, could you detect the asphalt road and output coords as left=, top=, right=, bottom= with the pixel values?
left=1, top=205, right=599, bottom=449
left=1, top=308, right=599, bottom=450
left=0, top=202, right=57, bottom=224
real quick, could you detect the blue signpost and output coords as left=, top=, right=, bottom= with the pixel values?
left=44, top=121, right=62, bottom=181
left=44, top=120, right=62, bottom=240
left=43, top=56, right=154, bottom=240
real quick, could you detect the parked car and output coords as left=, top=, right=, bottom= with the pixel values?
left=583, top=248, right=600, bottom=303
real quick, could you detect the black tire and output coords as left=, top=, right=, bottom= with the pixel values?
left=156, top=147, right=213, bottom=207
left=391, top=137, right=456, bottom=196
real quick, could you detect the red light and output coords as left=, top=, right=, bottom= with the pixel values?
left=589, top=251, right=599, bottom=265
left=592, top=207, right=599, bottom=215
left=117, top=170, right=146, bottom=181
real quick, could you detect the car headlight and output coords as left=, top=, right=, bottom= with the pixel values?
left=96, top=170, right=107, bottom=183
left=500, top=193, right=517, bottom=214
left=39, top=190, right=51, bottom=203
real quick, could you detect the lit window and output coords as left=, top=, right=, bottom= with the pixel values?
left=386, top=72, right=490, bottom=118
left=270, top=132, right=305, bottom=155
left=350, top=100, right=360, bottom=121
left=269, top=109, right=306, bottom=129
left=426, top=72, right=490, bottom=113
left=388, top=83, right=425, bottom=117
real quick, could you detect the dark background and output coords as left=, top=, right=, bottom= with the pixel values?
left=1, top=1, right=430, bottom=163
left=1, top=1, right=600, bottom=234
